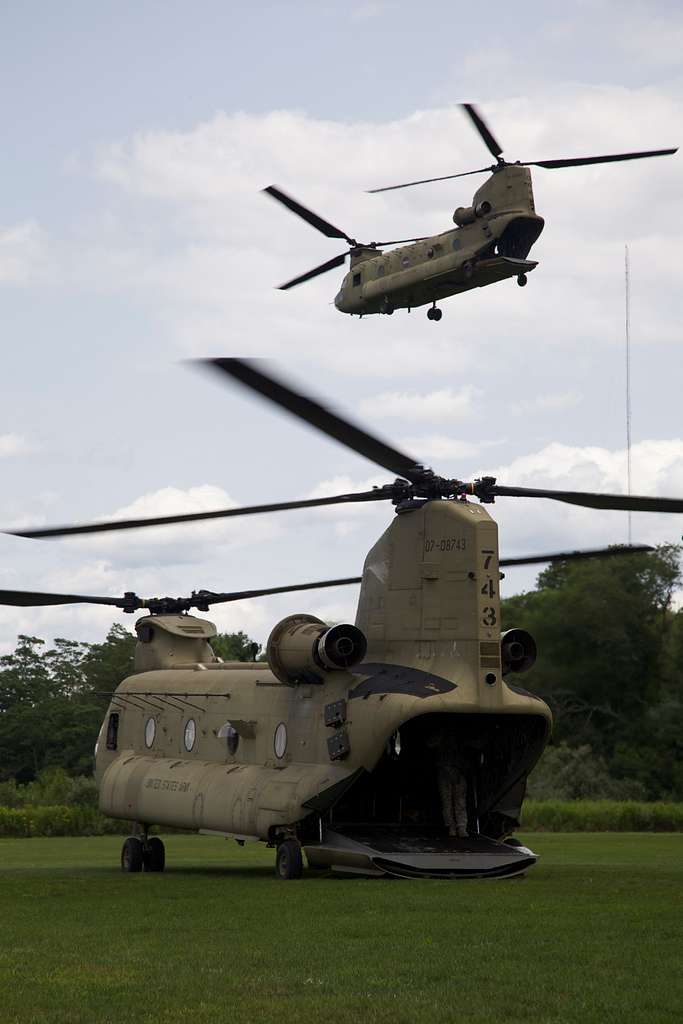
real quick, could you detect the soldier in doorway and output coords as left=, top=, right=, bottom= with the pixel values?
left=429, top=728, right=469, bottom=838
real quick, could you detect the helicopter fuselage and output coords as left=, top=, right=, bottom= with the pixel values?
left=335, top=166, right=544, bottom=316
left=95, top=498, right=551, bottom=878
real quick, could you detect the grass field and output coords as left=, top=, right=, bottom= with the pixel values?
left=1, top=834, right=681, bottom=1024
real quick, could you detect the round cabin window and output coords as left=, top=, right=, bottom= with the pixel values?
left=452, top=238, right=462, bottom=251
left=145, top=717, right=156, bottom=748
left=184, top=719, right=196, bottom=752
left=377, top=264, right=386, bottom=277
left=427, top=247, right=434, bottom=259
left=401, top=255, right=410, bottom=267
left=218, top=722, right=239, bottom=756
left=274, top=722, right=287, bottom=759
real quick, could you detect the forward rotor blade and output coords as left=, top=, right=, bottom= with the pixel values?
left=0, top=588, right=132, bottom=609
left=205, top=358, right=426, bottom=484
left=526, top=148, right=677, bottom=170
left=492, top=485, right=683, bottom=513
left=278, top=252, right=347, bottom=290
left=263, top=186, right=354, bottom=242
left=204, top=576, right=363, bottom=605
left=7, top=490, right=389, bottom=540
left=367, top=167, right=491, bottom=193
left=500, top=544, right=653, bottom=567
left=461, top=103, right=504, bottom=159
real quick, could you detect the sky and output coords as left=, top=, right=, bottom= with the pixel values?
left=1, top=0, right=682, bottom=652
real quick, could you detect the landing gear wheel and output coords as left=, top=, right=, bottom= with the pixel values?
left=427, top=306, right=442, bottom=322
left=517, top=274, right=527, bottom=287
left=380, top=297, right=394, bottom=315
left=121, top=836, right=144, bottom=873
left=275, top=838, right=303, bottom=880
left=143, top=836, right=165, bottom=872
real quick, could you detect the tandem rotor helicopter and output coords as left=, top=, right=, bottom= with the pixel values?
left=2, top=359, right=682, bottom=880
left=265, top=103, right=677, bottom=320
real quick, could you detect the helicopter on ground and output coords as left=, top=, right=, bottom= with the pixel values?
left=3, top=359, right=682, bottom=879
left=265, top=104, right=677, bottom=321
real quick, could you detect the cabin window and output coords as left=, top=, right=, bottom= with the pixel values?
left=452, top=238, right=462, bottom=251
left=106, top=712, right=119, bottom=751
left=274, top=722, right=287, bottom=759
left=145, top=716, right=156, bottom=748
left=376, top=264, right=386, bottom=277
left=426, top=247, right=434, bottom=259
left=184, top=719, right=196, bottom=752
left=218, top=721, right=239, bottom=756
left=401, top=255, right=410, bottom=267
left=352, top=272, right=361, bottom=287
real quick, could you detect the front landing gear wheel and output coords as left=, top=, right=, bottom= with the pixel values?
left=275, top=839, right=303, bottom=880
left=427, top=306, right=443, bottom=322
left=517, top=273, right=527, bottom=287
left=121, top=836, right=144, bottom=873
left=143, top=836, right=165, bottom=872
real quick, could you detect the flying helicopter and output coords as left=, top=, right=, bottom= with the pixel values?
left=3, top=359, right=682, bottom=880
left=265, top=104, right=677, bottom=320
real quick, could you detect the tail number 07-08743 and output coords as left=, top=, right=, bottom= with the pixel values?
left=424, top=537, right=467, bottom=553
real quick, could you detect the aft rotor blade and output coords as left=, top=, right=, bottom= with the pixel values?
left=263, top=186, right=354, bottom=243
left=278, top=252, right=348, bottom=290
left=7, top=490, right=389, bottom=540
left=367, top=167, right=491, bottom=193
left=205, top=358, right=426, bottom=484
left=526, top=148, right=678, bottom=170
left=492, top=484, right=683, bottom=513
left=0, top=588, right=132, bottom=609
left=461, top=104, right=504, bottom=159
left=205, top=576, right=363, bottom=605
left=500, top=544, right=653, bottom=567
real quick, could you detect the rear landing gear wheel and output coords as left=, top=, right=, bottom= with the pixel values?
left=380, top=297, right=394, bottom=315
left=143, top=836, right=165, bottom=872
left=517, top=274, right=527, bottom=287
left=427, top=306, right=442, bottom=322
left=275, top=838, right=303, bottom=880
left=121, top=836, right=144, bottom=873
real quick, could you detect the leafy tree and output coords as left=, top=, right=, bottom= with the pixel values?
left=211, top=630, right=263, bottom=662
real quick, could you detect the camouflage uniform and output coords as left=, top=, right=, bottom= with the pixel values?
left=433, top=732, right=469, bottom=838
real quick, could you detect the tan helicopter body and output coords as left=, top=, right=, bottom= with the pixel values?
left=4, top=356, right=680, bottom=878
left=334, top=166, right=543, bottom=317
left=95, top=498, right=549, bottom=878
left=266, top=103, right=675, bottom=321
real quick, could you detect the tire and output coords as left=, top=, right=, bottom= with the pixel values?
left=433, top=308, right=443, bottom=322
left=275, top=839, right=303, bottom=880
left=517, top=274, right=527, bottom=287
left=121, top=836, right=144, bottom=873
left=144, top=836, right=165, bottom=873
left=427, top=307, right=434, bottom=320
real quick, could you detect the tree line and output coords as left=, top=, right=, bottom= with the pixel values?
left=0, top=546, right=681, bottom=800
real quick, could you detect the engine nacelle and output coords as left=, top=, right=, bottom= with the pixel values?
left=501, top=628, right=537, bottom=675
left=266, top=613, right=367, bottom=685
left=453, top=200, right=492, bottom=226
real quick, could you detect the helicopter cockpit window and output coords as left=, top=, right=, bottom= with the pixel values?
left=106, top=712, right=119, bottom=751
left=352, top=272, right=361, bottom=287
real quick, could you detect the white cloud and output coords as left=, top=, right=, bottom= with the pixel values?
left=0, top=434, right=34, bottom=458
left=511, top=392, right=582, bottom=416
left=0, top=222, right=45, bottom=284
left=359, top=386, right=482, bottom=422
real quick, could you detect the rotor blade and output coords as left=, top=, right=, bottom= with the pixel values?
left=526, top=148, right=678, bottom=170
left=7, top=490, right=389, bottom=540
left=461, top=104, right=504, bottom=159
left=367, top=167, right=491, bottom=193
left=374, top=236, right=428, bottom=245
left=204, top=358, right=427, bottom=484
left=492, top=485, right=683, bottom=513
left=501, top=544, right=653, bottom=567
left=202, top=576, right=363, bottom=605
left=0, top=588, right=132, bottom=609
left=263, top=186, right=354, bottom=243
left=278, top=252, right=348, bottom=290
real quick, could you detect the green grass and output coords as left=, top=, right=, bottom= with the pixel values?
left=1, top=834, right=681, bottom=1024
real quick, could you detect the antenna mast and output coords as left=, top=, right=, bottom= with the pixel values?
left=624, top=244, right=632, bottom=545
